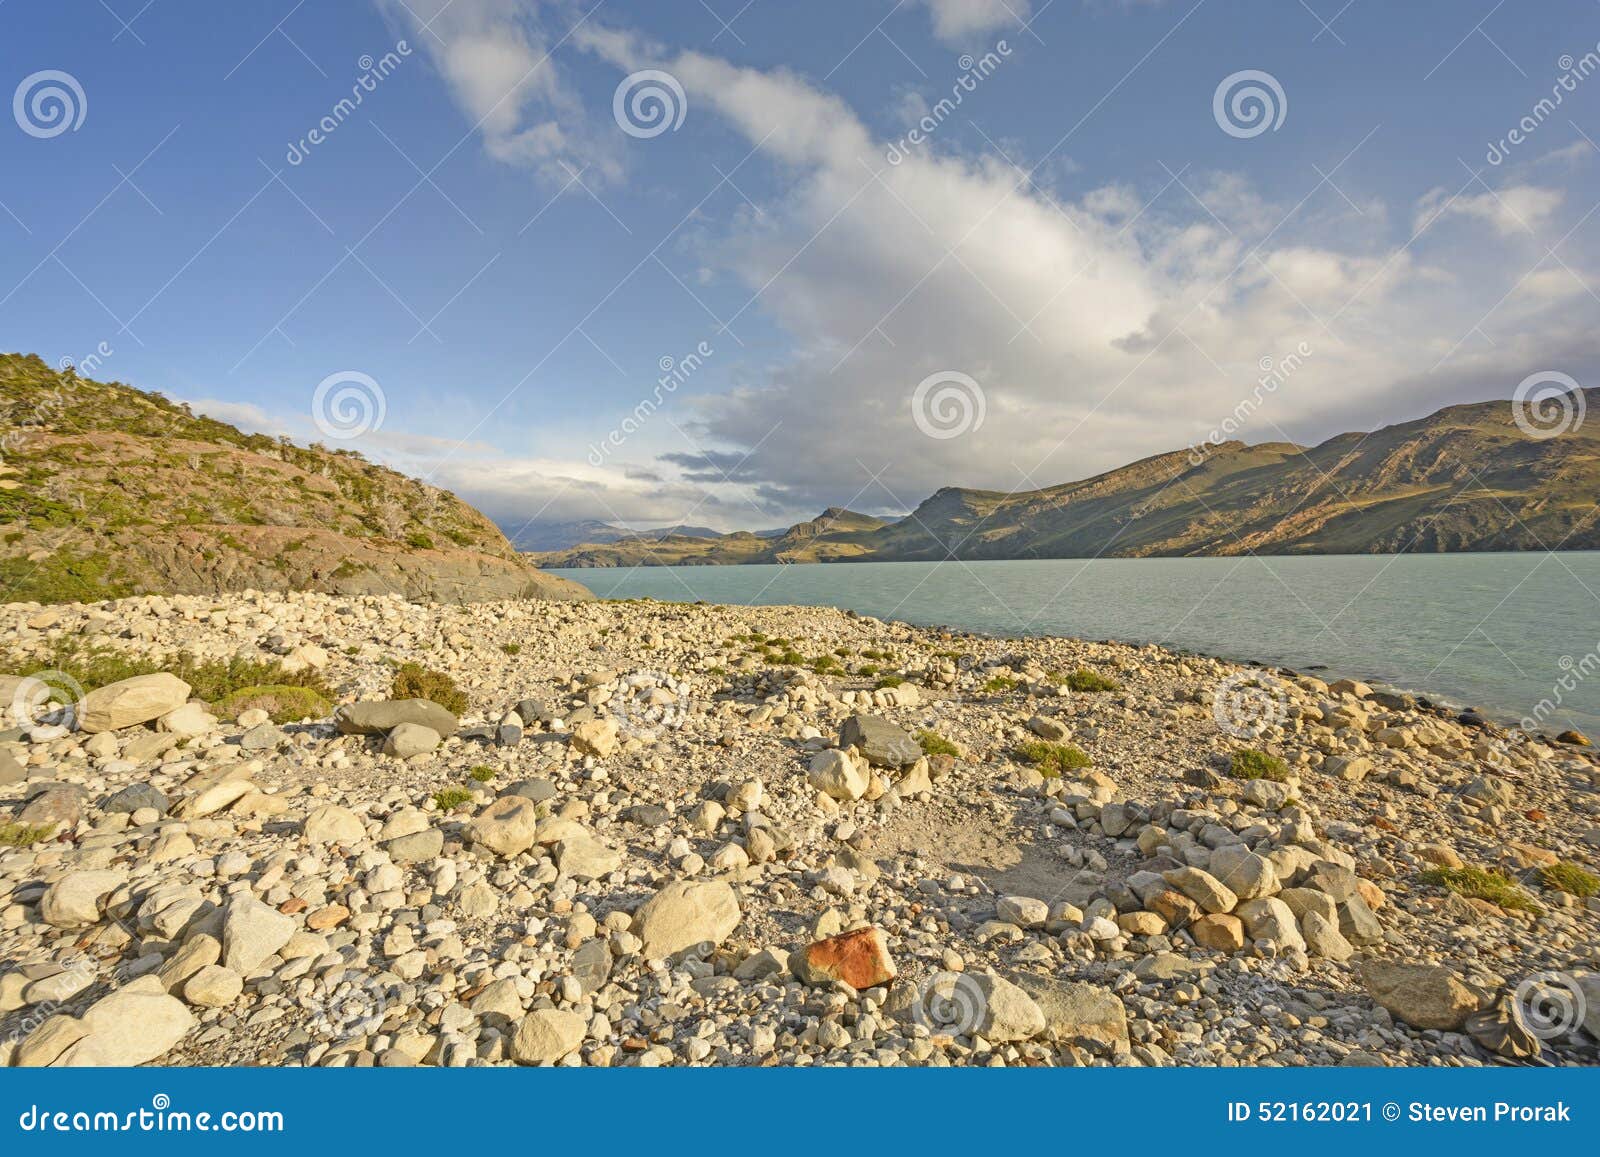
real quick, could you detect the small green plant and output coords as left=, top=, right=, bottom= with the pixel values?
left=391, top=662, right=468, bottom=714
left=0, top=822, right=56, bottom=848
left=215, top=684, right=332, bottom=723
left=1015, top=740, right=1091, bottom=778
left=1230, top=748, right=1290, bottom=782
left=469, top=766, right=496, bottom=783
left=432, top=786, right=474, bottom=811
left=1539, top=861, right=1599, bottom=898
left=981, top=674, right=1017, bottom=694
left=1064, top=667, right=1121, bottom=693
left=808, top=655, right=845, bottom=676
left=917, top=730, right=960, bottom=757
left=874, top=674, right=906, bottom=689
left=765, top=648, right=805, bottom=666
left=856, top=663, right=880, bottom=677
left=500, top=643, right=522, bottom=655
left=1422, top=866, right=1541, bottom=913
left=405, top=531, right=435, bottom=550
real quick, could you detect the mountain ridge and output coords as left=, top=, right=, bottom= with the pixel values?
left=530, top=391, right=1600, bottom=567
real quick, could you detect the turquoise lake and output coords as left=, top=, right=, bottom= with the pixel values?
left=550, top=553, right=1600, bottom=737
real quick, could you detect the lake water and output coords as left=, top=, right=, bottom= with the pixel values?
left=549, top=553, right=1600, bottom=737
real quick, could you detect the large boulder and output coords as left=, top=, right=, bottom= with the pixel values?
left=77, top=674, right=192, bottom=733
left=510, top=1008, right=586, bottom=1065
left=469, top=796, right=542, bottom=857
left=39, top=869, right=125, bottom=929
left=1015, top=976, right=1129, bottom=1051
left=1361, top=961, right=1481, bottom=1030
left=381, top=722, right=440, bottom=759
left=807, top=748, right=869, bottom=802
left=839, top=714, right=921, bottom=768
left=222, top=895, right=296, bottom=974
left=45, top=976, right=195, bottom=1066
left=302, top=804, right=366, bottom=845
left=793, top=927, right=896, bottom=989
left=334, top=699, right=457, bottom=738
left=631, top=880, right=740, bottom=959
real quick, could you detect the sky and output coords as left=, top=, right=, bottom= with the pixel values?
left=3, top=0, right=1599, bottom=538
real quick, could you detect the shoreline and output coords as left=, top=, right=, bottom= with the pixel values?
left=2, top=589, right=1597, bottom=1068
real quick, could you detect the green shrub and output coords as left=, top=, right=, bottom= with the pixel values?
left=405, top=531, right=434, bottom=550
left=1539, top=861, right=1599, bottom=898
left=8, top=641, right=332, bottom=704
left=469, top=766, right=496, bottom=783
left=874, top=674, right=906, bottom=689
left=1230, top=749, right=1290, bottom=782
left=215, top=684, right=332, bottom=723
left=1422, top=866, right=1541, bottom=913
left=916, top=730, right=960, bottom=757
left=1015, top=740, right=1091, bottom=777
left=432, top=786, right=473, bottom=811
left=500, top=643, right=521, bottom=656
left=1064, top=667, right=1121, bottom=693
left=0, top=822, right=56, bottom=847
left=981, top=674, right=1017, bottom=694
left=391, top=662, right=467, bottom=714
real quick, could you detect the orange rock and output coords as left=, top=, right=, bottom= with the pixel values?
left=279, top=897, right=307, bottom=914
left=1355, top=879, right=1385, bottom=910
left=306, top=904, right=350, bottom=930
left=797, top=926, right=896, bottom=989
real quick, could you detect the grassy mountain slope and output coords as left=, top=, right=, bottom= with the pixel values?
left=0, top=353, right=590, bottom=604
left=535, top=392, right=1600, bottom=567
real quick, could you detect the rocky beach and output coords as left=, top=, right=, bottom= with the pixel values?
left=1, top=589, right=1597, bottom=1068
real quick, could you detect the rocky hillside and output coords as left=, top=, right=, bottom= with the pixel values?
left=0, top=592, right=1596, bottom=1067
left=0, top=354, right=589, bottom=605
left=534, top=393, right=1600, bottom=566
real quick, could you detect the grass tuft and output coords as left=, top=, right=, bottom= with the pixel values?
left=1230, top=748, right=1290, bottom=782
left=469, top=766, right=496, bottom=783
left=1064, top=667, right=1122, bottom=693
left=1422, top=865, right=1542, bottom=913
left=1015, top=739, right=1091, bottom=778
left=916, top=730, right=961, bottom=757
left=0, top=822, right=56, bottom=847
left=391, top=662, right=467, bottom=715
left=1539, top=861, right=1599, bottom=898
left=432, top=786, right=474, bottom=811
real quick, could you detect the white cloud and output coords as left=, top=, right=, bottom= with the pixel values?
left=1417, top=184, right=1564, bottom=237
left=369, top=9, right=1595, bottom=528
left=910, top=0, right=1031, bottom=42
left=376, top=0, right=621, bottom=182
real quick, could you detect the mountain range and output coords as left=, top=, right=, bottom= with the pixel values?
left=529, top=391, right=1600, bottom=567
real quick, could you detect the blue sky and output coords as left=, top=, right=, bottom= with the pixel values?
left=3, top=0, right=1598, bottom=536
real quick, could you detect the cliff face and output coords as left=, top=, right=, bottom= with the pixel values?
left=0, top=353, right=590, bottom=605
left=532, top=392, right=1600, bottom=567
